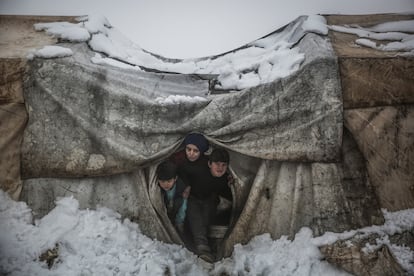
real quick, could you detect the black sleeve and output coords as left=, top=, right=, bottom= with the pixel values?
left=218, top=173, right=232, bottom=200
left=177, top=164, right=191, bottom=187
left=174, top=178, right=187, bottom=197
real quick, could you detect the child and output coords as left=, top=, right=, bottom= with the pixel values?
left=170, top=133, right=210, bottom=187
left=156, top=160, right=190, bottom=234
left=186, top=148, right=232, bottom=262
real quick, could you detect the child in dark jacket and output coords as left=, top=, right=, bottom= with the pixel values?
left=156, top=160, right=190, bottom=234
left=186, top=148, right=232, bottom=262
left=170, top=133, right=210, bottom=188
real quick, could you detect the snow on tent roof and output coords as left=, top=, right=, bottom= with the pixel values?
left=31, top=14, right=330, bottom=91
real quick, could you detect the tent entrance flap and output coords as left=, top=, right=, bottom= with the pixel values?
left=21, top=136, right=383, bottom=258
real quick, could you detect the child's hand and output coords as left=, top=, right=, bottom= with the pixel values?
left=182, top=186, right=191, bottom=199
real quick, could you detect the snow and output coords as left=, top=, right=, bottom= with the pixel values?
left=31, top=14, right=327, bottom=91
left=0, top=191, right=207, bottom=276
left=302, top=14, right=329, bottom=35
left=31, top=14, right=414, bottom=91
left=212, top=229, right=350, bottom=276
left=34, top=22, right=90, bottom=42
left=366, top=20, right=414, bottom=33
left=4, top=0, right=414, bottom=59
left=1, top=190, right=413, bottom=275
left=91, top=53, right=141, bottom=70
left=80, top=14, right=112, bottom=34
left=28, top=45, right=73, bottom=59
left=89, top=33, right=129, bottom=60
left=329, top=19, right=414, bottom=54
left=155, top=95, right=209, bottom=105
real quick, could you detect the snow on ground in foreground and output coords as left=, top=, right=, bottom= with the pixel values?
left=1, top=190, right=413, bottom=275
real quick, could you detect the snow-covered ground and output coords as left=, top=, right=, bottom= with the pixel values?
left=1, top=190, right=413, bottom=275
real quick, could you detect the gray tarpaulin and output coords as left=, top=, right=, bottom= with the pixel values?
left=22, top=32, right=342, bottom=177
left=21, top=27, right=383, bottom=257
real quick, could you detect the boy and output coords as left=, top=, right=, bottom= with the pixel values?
left=186, top=148, right=232, bottom=262
left=156, top=160, right=190, bottom=234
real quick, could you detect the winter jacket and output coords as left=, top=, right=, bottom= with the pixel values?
left=188, top=164, right=232, bottom=201
left=170, top=150, right=209, bottom=188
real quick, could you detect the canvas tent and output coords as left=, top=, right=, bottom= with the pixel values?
left=0, top=14, right=412, bottom=260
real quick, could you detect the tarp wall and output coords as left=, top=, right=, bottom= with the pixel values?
left=0, top=59, right=27, bottom=200
left=326, top=14, right=414, bottom=211
left=21, top=34, right=342, bottom=178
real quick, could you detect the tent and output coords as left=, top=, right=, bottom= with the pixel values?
left=1, top=14, right=412, bottom=259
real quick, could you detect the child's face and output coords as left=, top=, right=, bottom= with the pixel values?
left=158, top=177, right=176, bottom=191
left=185, top=144, right=201, bottom=162
left=208, top=161, right=228, bottom=177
